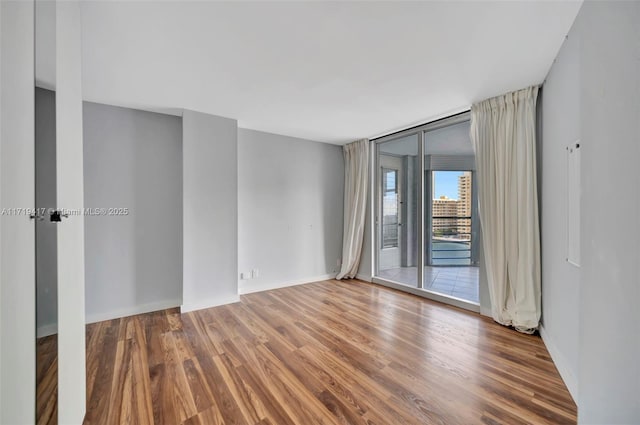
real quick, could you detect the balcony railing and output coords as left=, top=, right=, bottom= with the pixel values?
left=431, top=216, right=471, bottom=264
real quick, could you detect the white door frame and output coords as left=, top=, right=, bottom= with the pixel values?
left=378, top=154, right=403, bottom=270
left=55, top=1, right=86, bottom=423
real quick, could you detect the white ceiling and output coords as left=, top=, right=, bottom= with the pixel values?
left=38, top=1, right=582, bottom=144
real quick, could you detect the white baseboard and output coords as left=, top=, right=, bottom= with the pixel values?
left=37, top=323, right=58, bottom=338
left=539, top=325, right=578, bottom=403
left=86, top=298, right=183, bottom=324
left=181, top=293, right=240, bottom=313
left=239, top=273, right=337, bottom=295
left=42, top=298, right=185, bottom=334
left=355, top=274, right=372, bottom=282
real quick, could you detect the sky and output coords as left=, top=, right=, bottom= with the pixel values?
left=433, top=171, right=463, bottom=200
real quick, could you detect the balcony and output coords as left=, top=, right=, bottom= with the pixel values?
left=431, top=216, right=472, bottom=266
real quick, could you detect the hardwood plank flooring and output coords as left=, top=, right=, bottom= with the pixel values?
left=36, top=279, right=577, bottom=424
left=36, top=334, right=58, bottom=425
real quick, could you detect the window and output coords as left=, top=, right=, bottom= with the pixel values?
left=382, top=168, right=399, bottom=248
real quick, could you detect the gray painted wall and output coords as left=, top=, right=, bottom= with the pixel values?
left=540, top=17, right=580, bottom=399
left=577, top=1, right=639, bottom=422
left=0, top=2, right=36, bottom=421
left=542, top=2, right=640, bottom=422
left=238, top=128, right=344, bottom=293
left=182, top=110, right=238, bottom=311
left=83, top=101, right=183, bottom=322
left=35, top=88, right=58, bottom=335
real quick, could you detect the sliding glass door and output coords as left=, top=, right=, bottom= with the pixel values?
left=376, top=134, right=419, bottom=288
left=373, top=113, right=481, bottom=311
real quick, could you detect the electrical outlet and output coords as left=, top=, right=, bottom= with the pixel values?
left=251, top=269, right=259, bottom=279
left=240, top=272, right=250, bottom=280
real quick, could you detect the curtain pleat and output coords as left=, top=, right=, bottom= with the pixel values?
left=336, top=139, right=369, bottom=280
left=471, top=86, right=541, bottom=333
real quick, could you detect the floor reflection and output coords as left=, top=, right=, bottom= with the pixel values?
left=377, top=266, right=479, bottom=303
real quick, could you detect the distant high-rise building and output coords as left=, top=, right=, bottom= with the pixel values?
left=457, top=172, right=472, bottom=239
left=457, top=172, right=472, bottom=216
left=432, top=195, right=458, bottom=237
left=431, top=172, right=472, bottom=240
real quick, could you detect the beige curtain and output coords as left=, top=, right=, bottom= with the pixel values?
left=470, top=86, right=541, bottom=333
left=337, top=139, right=369, bottom=280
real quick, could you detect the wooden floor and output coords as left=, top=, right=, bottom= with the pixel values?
left=37, top=279, right=576, bottom=424
left=37, top=333, right=58, bottom=425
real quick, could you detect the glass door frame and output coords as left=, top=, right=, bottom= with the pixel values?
left=374, top=133, right=423, bottom=289
left=372, top=111, right=480, bottom=313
